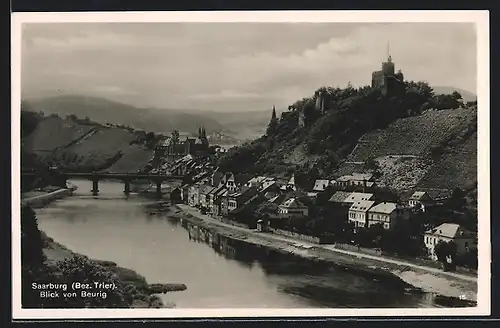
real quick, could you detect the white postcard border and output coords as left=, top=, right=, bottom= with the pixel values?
left=11, top=10, right=491, bottom=319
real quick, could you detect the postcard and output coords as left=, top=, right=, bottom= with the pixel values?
left=11, top=10, right=490, bottom=319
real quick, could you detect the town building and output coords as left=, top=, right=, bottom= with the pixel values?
left=261, top=181, right=281, bottom=200
left=278, top=197, right=309, bottom=219
left=367, top=202, right=409, bottom=229
left=343, top=192, right=375, bottom=205
left=313, top=179, right=331, bottom=193
left=156, top=127, right=210, bottom=160
left=348, top=200, right=376, bottom=229
left=408, top=191, right=434, bottom=212
left=221, top=172, right=252, bottom=193
left=227, top=187, right=258, bottom=213
left=328, top=191, right=354, bottom=205
left=187, top=183, right=201, bottom=207
left=180, top=184, right=190, bottom=204
left=424, top=223, right=476, bottom=260
left=198, top=184, right=216, bottom=211
left=244, top=176, right=273, bottom=189
left=332, top=173, right=376, bottom=190
left=280, top=174, right=297, bottom=191
left=209, top=184, right=229, bottom=217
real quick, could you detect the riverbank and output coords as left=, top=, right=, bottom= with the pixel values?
left=21, top=187, right=187, bottom=308
left=21, top=186, right=76, bottom=209
left=41, top=231, right=186, bottom=308
left=173, top=204, right=478, bottom=304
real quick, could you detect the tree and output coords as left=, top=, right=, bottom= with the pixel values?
left=57, top=255, right=127, bottom=308
left=434, top=240, right=458, bottom=271
left=433, top=94, right=461, bottom=110
left=446, top=187, right=467, bottom=212
left=21, top=205, right=54, bottom=308
left=366, top=223, right=386, bottom=248
left=451, top=91, right=463, bottom=102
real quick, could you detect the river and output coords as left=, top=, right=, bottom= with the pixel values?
left=35, top=179, right=462, bottom=309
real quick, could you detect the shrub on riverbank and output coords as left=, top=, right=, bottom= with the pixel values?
left=21, top=205, right=185, bottom=308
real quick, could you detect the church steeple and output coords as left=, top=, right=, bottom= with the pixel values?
left=271, top=105, right=277, bottom=120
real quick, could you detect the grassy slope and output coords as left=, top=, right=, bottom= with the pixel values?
left=106, top=146, right=154, bottom=173
left=23, top=115, right=155, bottom=173
left=23, top=116, right=94, bottom=152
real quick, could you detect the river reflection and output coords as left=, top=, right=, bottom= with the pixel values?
left=34, top=179, right=472, bottom=309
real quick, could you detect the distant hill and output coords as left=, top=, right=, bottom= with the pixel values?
left=23, top=95, right=225, bottom=136
left=433, top=86, right=477, bottom=102
left=200, top=110, right=277, bottom=141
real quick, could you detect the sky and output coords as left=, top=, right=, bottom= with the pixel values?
left=21, top=22, right=477, bottom=112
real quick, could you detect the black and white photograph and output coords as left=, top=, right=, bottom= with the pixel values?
left=12, top=11, right=490, bottom=318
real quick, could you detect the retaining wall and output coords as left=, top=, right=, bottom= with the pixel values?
left=269, top=228, right=321, bottom=244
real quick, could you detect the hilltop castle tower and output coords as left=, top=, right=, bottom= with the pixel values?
left=371, top=43, right=405, bottom=96
left=315, top=90, right=326, bottom=114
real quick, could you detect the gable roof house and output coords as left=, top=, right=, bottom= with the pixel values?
left=424, top=223, right=476, bottom=260
left=198, top=184, right=216, bottom=210
left=284, top=174, right=297, bottom=191
left=344, top=192, right=374, bottom=205
left=348, top=200, right=376, bottom=229
left=227, top=186, right=258, bottom=213
left=209, top=184, right=229, bottom=217
left=328, top=191, right=353, bottom=205
left=333, top=172, right=377, bottom=190
left=367, top=202, right=409, bottom=230
left=187, top=182, right=202, bottom=207
left=223, top=173, right=253, bottom=193
left=245, top=176, right=272, bottom=189
left=261, top=181, right=281, bottom=200
left=313, top=179, right=331, bottom=192
left=408, top=191, right=434, bottom=212
left=278, top=197, right=309, bottom=219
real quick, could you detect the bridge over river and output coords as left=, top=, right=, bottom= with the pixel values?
left=21, top=171, right=185, bottom=196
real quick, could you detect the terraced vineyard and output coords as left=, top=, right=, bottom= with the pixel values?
left=347, top=108, right=477, bottom=162
left=418, top=131, right=477, bottom=190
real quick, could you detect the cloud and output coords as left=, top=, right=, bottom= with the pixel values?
left=190, top=90, right=264, bottom=100
left=91, top=85, right=130, bottom=96
left=20, top=22, right=476, bottom=112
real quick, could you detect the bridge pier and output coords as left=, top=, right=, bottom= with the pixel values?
left=123, top=180, right=131, bottom=195
left=156, top=182, right=162, bottom=197
left=91, top=179, right=99, bottom=196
